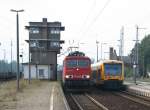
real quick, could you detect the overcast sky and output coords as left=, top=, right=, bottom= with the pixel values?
left=0, top=0, right=150, bottom=64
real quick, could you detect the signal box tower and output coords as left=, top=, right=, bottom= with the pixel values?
left=25, top=18, right=65, bottom=80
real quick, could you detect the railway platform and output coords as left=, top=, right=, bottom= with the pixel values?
left=124, top=80, right=150, bottom=97
left=48, top=82, right=70, bottom=110
left=16, top=81, right=70, bottom=110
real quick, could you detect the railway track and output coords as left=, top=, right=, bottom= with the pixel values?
left=65, top=89, right=150, bottom=110
left=113, top=91, right=150, bottom=107
left=70, top=93, right=108, bottom=110
left=90, top=90, right=150, bottom=110
left=120, top=90, right=150, bottom=102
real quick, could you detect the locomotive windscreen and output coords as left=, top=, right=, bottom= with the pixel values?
left=78, top=60, right=90, bottom=67
left=66, top=60, right=90, bottom=68
left=66, top=60, right=77, bottom=68
left=104, top=63, right=122, bottom=76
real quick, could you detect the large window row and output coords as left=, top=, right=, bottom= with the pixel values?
left=29, top=28, right=60, bottom=35
left=30, top=41, right=60, bottom=48
left=50, top=29, right=60, bottom=34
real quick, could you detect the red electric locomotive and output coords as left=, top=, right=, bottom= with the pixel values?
left=62, top=51, right=91, bottom=88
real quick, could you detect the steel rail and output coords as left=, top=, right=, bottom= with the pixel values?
left=121, top=91, right=150, bottom=102
left=70, top=94, right=84, bottom=110
left=113, top=92, right=150, bottom=107
left=85, top=93, right=109, bottom=110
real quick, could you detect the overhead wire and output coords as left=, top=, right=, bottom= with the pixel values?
left=60, top=0, right=112, bottom=58
left=78, top=0, right=96, bottom=37
left=82, top=0, right=112, bottom=36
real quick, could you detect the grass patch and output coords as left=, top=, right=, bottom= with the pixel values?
left=0, top=79, right=43, bottom=109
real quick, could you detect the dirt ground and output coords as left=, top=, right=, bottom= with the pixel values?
left=0, top=80, right=52, bottom=110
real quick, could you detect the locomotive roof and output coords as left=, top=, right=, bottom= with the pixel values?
left=63, top=51, right=90, bottom=60
left=68, top=51, right=85, bottom=56
left=65, top=55, right=90, bottom=60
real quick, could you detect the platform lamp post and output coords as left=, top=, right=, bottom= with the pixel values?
left=20, top=48, right=23, bottom=77
left=10, top=9, right=24, bottom=91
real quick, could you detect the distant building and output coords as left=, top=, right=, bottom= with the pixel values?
left=24, top=18, right=65, bottom=80
left=109, top=47, right=118, bottom=60
left=109, top=47, right=132, bottom=65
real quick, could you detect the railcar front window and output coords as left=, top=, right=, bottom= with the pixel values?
left=104, top=64, right=122, bottom=76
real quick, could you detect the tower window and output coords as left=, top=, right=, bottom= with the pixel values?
left=29, top=28, right=39, bottom=34
left=30, top=41, right=36, bottom=47
left=50, top=42, right=59, bottom=47
left=50, top=29, right=60, bottom=34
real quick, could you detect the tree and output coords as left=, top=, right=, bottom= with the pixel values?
left=139, top=35, right=150, bottom=77
left=129, top=34, right=150, bottom=78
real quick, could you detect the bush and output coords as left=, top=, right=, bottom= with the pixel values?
left=124, top=66, right=133, bottom=77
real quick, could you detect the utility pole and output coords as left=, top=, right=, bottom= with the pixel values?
left=11, top=40, right=13, bottom=74
left=135, top=26, right=139, bottom=84
left=29, top=40, right=31, bottom=84
left=3, top=49, right=6, bottom=73
left=0, top=43, right=1, bottom=73
left=10, top=9, right=24, bottom=91
left=101, top=42, right=107, bottom=60
left=96, top=40, right=99, bottom=62
left=134, top=25, right=146, bottom=84
left=119, top=26, right=124, bottom=61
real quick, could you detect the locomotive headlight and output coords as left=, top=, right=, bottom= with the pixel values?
left=65, top=75, right=73, bottom=79
left=65, top=75, right=69, bottom=78
left=83, top=75, right=90, bottom=79
left=86, top=75, right=90, bottom=79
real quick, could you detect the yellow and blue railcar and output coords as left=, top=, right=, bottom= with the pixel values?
left=91, top=60, right=124, bottom=89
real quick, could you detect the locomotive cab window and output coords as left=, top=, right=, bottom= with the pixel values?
left=78, top=60, right=90, bottom=67
left=66, top=60, right=77, bottom=68
left=66, top=59, right=89, bottom=68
